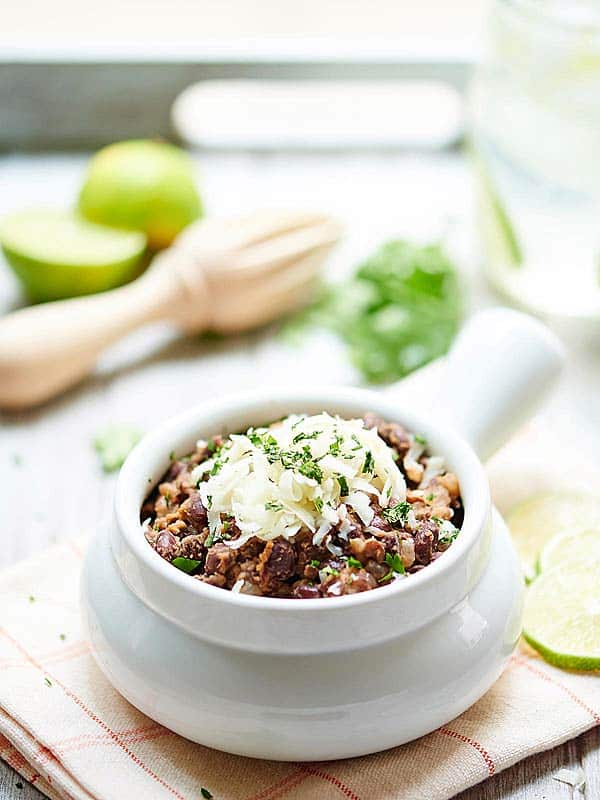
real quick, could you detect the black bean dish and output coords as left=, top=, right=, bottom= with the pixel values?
left=142, top=412, right=463, bottom=598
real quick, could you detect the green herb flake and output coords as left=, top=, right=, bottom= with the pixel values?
left=299, top=460, right=323, bottom=483
left=347, top=556, right=362, bottom=569
left=205, top=532, right=215, bottom=548
left=320, top=566, right=340, bottom=579
left=309, top=559, right=321, bottom=568
left=93, top=424, right=142, bottom=473
left=382, top=501, right=411, bottom=527
left=171, top=557, right=201, bottom=574
left=426, top=493, right=435, bottom=502
left=337, top=474, right=349, bottom=496
left=414, top=434, right=427, bottom=445
left=201, top=789, right=213, bottom=799
left=28, top=595, right=35, bottom=603
left=350, top=434, right=362, bottom=451
left=386, top=552, right=406, bottom=574
left=59, top=633, right=66, bottom=641
left=44, top=677, right=52, bottom=687
left=12, top=453, right=23, bottom=467
left=15, top=782, right=23, bottom=790
left=265, top=501, right=284, bottom=512
left=329, top=432, right=344, bottom=456
left=293, top=430, right=320, bottom=445
left=362, top=450, right=375, bottom=474
left=314, top=497, right=324, bottom=514
left=169, top=450, right=176, bottom=461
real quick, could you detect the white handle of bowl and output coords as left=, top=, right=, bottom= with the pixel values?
left=437, top=308, right=565, bottom=460
left=387, top=308, right=566, bottom=460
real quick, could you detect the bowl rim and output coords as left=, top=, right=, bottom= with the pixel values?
left=115, top=385, right=491, bottom=614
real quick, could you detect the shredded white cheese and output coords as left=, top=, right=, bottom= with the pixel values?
left=191, top=412, right=406, bottom=549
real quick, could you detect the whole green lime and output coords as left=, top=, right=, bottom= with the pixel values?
left=0, top=209, right=147, bottom=302
left=78, top=140, right=202, bottom=249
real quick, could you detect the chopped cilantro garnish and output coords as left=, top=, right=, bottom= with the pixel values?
left=28, top=595, right=35, bottom=603
left=386, top=552, right=406, bottom=574
left=299, top=460, right=323, bottom=482
left=337, top=474, right=349, bottom=496
left=205, top=532, right=215, bottom=548
left=314, top=497, right=324, bottom=513
left=293, top=430, right=320, bottom=445
left=319, top=566, right=340, bottom=579
left=309, top=559, right=321, bottom=568
left=265, top=501, right=284, bottom=512
left=350, top=434, right=362, bottom=451
left=414, top=434, right=427, bottom=445
left=93, top=424, right=142, bottom=473
left=426, top=493, right=435, bottom=502
left=329, top=432, right=344, bottom=456
left=171, top=557, right=201, bottom=574
left=347, top=556, right=362, bottom=568
left=382, top=501, right=411, bottom=526
left=44, top=677, right=52, bottom=687
left=379, top=551, right=406, bottom=582
left=169, top=450, right=176, bottom=461
left=362, top=450, right=375, bottom=474
left=59, top=633, right=66, bottom=641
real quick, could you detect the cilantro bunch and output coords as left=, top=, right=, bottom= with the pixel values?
left=288, top=239, right=463, bottom=383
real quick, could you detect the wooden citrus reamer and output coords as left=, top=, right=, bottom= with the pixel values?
left=0, top=211, right=342, bottom=409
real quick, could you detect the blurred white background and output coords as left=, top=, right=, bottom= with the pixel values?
left=2, top=0, right=486, bottom=52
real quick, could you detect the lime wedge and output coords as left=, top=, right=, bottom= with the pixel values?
left=539, top=528, right=600, bottom=573
left=506, top=492, right=600, bottom=582
left=523, top=561, right=600, bottom=670
left=0, top=209, right=147, bottom=302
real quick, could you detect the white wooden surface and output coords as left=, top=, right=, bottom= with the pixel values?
left=0, top=149, right=598, bottom=799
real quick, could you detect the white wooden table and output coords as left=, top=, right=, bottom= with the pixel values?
left=0, top=150, right=598, bottom=799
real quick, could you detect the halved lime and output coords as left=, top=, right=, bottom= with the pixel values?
left=0, top=209, right=147, bottom=302
left=539, top=528, right=600, bottom=573
left=506, top=492, right=600, bottom=582
left=78, top=140, right=202, bottom=250
left=523, top=561, right=600, bottom=670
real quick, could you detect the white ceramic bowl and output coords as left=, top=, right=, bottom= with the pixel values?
left=82, top=309, right=564, bottom=760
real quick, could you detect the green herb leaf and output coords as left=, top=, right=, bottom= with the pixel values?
left=44, top=677, right=52, bottom=687
left=309, top=559, right=321, bottom=568
left=314, top=497, right=324, bottom=514
left=265, top=501, right=284, bottom=512
left=382, top=501, right=411, bottom=526
left=362, top=450, right=374, bottom=474
left=414, top=434, right=427, bottom=445
left=171, top=557, right=201, bottom=574
left=337, top=474, right=349, bottom=496
left=293, top=430, right=320, bottom=445
left=284, top=239, right=462, bottom=383
left=299, top=460, right=323, bottom=482
left=347, top=556, right=362, bottom=568
left=201, top=789, right=213, bottom=799
left=385, top=551, right=406, bottom=574
left=93, top=424, right=142, bottom=473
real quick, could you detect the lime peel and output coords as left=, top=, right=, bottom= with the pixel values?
left=523, top=560, right=600, bottom=671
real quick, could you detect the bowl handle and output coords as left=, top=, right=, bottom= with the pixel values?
left=390, top=308, right=565, bottom=460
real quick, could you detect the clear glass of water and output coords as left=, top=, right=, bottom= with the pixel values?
left=469, top=0, right=600, bottom=320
